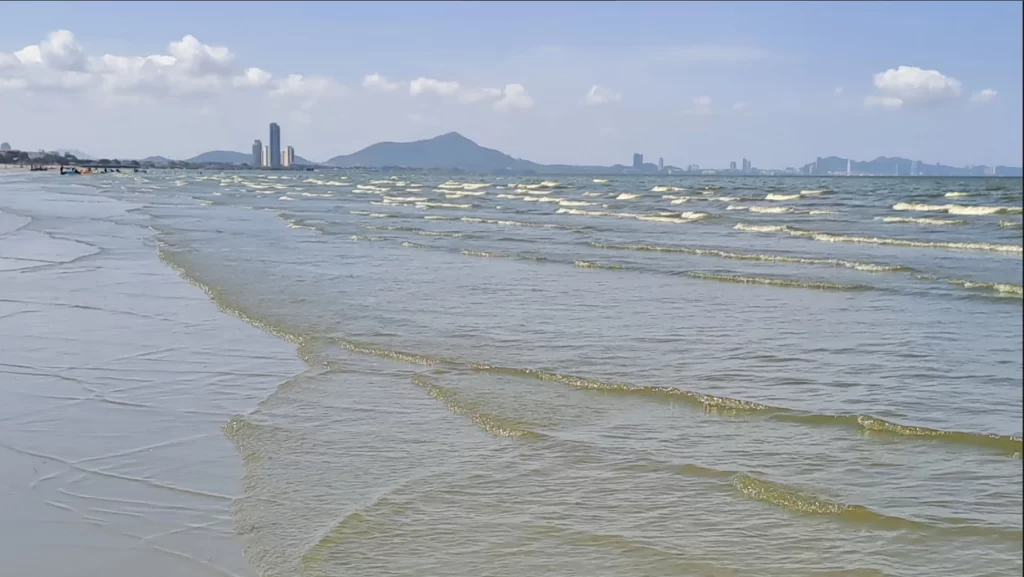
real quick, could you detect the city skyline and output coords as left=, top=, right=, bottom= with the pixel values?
left=0, top=2, right=1020, bottom=168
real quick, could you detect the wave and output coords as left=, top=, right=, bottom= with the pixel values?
left=461, top=250, right=506, bottom=258
left=893, top=202, right=1023, bottom=216
left=557, top=207, right=707, bottom=222
left=942, top=278, right=1023, bottom=298
left=734, top=223, right=1024, bottom=254
left=589, top=242, right=907, bottom=272
left=156, top=243, right=1024, bottom=463
left=999, top=220, right=1022, bottom=229
left=944, top=192, right=971, bottom=198
left=558, top=200, right=595, bottom=207
left=651, top=186, right=687, bottom=193
left=766, top=193, right=801, bottom=201
left=749, top=206, right=794, bottom=214
left=799, top=189, right=827, bottom=195
left=415, top=202, right=473, bottom=210
left=460, top=216, right=581, bottom=229
left=684, top=272, right=872, bottom=291
left=726, top=205, right=750, bottom=211
left=877, top=216, right=966, bottom=226
left=573, top=260, right=627, bottom=270
left=616, top=193, right=643, bottom=200
left=464, top=364, right=1022, bottom=456
left=410, top=375, right=540, bottom=439
left=349, top=235, right=385, bottom=242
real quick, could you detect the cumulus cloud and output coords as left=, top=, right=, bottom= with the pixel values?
left=269, top=73, right=345, bottom=111
left=583, top=84, right=622, bottom=105
left=409, top=77, right=460, bottom=96
left=493, top=84, right=534, bottom=111
left=362, top=73, right=402, bottom=92
left=0, top=30, right=270, bottom=97
left=233, top=67, right=272, bottom=89
left=868, top=65, right=962, bottom=108
left=969, top=88, right=998, bottom=103
left=457, top=87, right=502, bottom=104
left=834, top=86, right=844, bottom=96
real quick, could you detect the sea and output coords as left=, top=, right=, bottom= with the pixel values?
left=1, top=170, right=1021, bottom=577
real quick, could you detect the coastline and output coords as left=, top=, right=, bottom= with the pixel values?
left=0, top=173, right=305, bottom=576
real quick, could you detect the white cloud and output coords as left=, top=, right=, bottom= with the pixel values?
left=493, top=84, right=534, bottom=111
left=834, top=86, right=844, bottom=96
left=233, top=67, right=272, bottom=89
left=869, top=65, right=962, bottom=108
left=732, top=102, right=748, bottom=111
left=270, top=74, right=345, bottom=110
left=864, top=95, right=904, bottom=109
left=583, top=84, right=622, bottom=105
left=362, top=73, right=402, bottom=92
left=457, top=87, right=502, bottom=104
left=409, top=77, right=460, bottom=96
left=969, top=88, right=998, bottom=103
left=684, top=95, right=713, bottom=116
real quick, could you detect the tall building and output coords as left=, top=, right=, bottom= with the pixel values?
left=911, top=160, right=921, bottom=176
left=730, top=161, right=737, bottom=171
left=847, top=159, right=852, bottom=176
left=742, top=158, right=751, bottom=173
left=252, top=139, right=263, bottom=167
left=269, top=122, right=281, bottom=169
left=658, top=157, right=664, bottom=171
left=632, top=153, right=643, bottom=169
left=262, top=145, right=270, bottom=168
left=282, top=146, right=295, bottom=168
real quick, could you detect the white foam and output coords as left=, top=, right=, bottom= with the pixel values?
left=766, top=193, right=801, bottom=201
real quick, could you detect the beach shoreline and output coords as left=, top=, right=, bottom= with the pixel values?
left=0, top=173, right=305, bottom=576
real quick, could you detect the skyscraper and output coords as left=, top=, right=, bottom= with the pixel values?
left=252, top=139, right=262, bottom=167
left=742, top=158, right=751, bottom=173
left=269, top=122, right=281, bottom=169
left=262, top=145, right=270, bottom=168
left=282, top=146, right=295, bottom=168
left=658, top=157, right=664, bottom=171
left=730, top=161, right=737, bottom=171
left=632, top=153, right=643, bottom=169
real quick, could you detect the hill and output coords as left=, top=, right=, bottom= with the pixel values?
left=185, top=150, right=313, bottom=165
left=324, top=132, right=542, bottom=172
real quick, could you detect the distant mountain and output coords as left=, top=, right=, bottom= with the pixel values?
left=185, top=150, right=313, bottom=166
left=325, top=132, right=542, bottom=172
left=140, top=156, right=171, bottom=165
left=323, top=132, right=653, bottom=175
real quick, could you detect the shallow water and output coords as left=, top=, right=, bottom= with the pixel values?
left=1, top=171, right=1021, bottom=576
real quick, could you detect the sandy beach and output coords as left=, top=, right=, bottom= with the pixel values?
left=0, top=172, right=304, bottom=576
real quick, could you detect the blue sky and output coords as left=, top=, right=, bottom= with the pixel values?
left=0, top=1, right=1020, bottom=167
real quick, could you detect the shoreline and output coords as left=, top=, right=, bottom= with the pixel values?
left=0, top=173, right=305, bottom=576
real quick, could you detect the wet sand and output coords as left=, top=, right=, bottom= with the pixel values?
left=0, top=174, right=303, bottom=575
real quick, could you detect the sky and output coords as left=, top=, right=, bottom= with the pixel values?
left=0, top=1, right=1021, bottom=168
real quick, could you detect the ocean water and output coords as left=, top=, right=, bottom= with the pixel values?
left=1, top=171, right=1021, bottom=577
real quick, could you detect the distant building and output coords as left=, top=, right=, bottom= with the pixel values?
left=269, top=122, right=281, bottom=169
left=632, top=153, right=643, bottom=169
left=262, top=145, right=270, bottom=168
left=742, top=158, right=751, bottom=173
left=252, top=139, right=263, bottom=167
left=847, top=159, right=852, bottom=176
left=0, top=142, right=10, bottom=152
left=282, top=146, right=295, bottom=168
left=911, top=160, right=921, bottom=176
left=729, top=161, right=737, bottom=171
left=658, top=157, right=664, bottom=171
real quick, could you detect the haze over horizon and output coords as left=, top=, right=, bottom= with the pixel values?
left=1, top=1, right=1021, bottom=168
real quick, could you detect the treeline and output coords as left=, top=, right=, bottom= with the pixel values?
left=0, top=150, right=144, bottom=167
